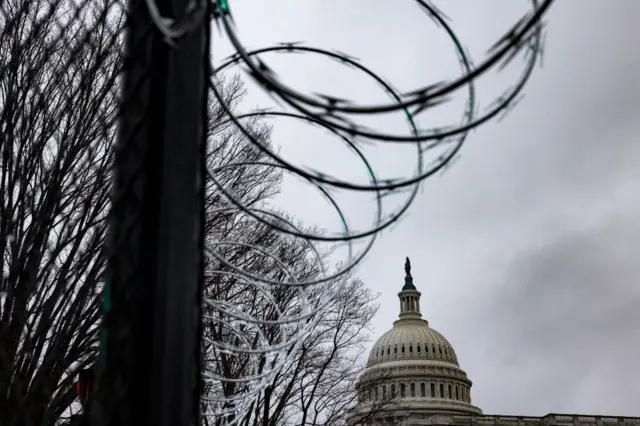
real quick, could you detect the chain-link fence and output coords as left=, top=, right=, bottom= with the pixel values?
left=0, top=0, right=552, bottom=425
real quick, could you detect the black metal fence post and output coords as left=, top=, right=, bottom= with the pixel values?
left=93, top=0, right=209, bottom=424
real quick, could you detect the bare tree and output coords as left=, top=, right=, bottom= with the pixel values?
left=0, top=2, right=388, bottom=426
left=0, top=1, right=279, bottom=424
left=201, top=230, right=392, bottom=426
left=199, top=112, right=391, bottom=424
left=262, top=275, right=381, bottom=426
left=0, top=1, right=120, bottom=424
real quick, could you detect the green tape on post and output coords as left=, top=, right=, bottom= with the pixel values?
left=100, top=277, right=111, bottom=352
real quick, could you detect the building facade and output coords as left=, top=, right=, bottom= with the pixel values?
left=347, top=258, right=640, bottom=426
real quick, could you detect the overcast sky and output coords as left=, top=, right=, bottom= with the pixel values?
left=213, top=1, right=640, bottom=417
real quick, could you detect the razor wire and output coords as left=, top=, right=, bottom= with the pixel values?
left=0, top=0, right=553, bottom=424
left=201, top=0, right=553, bottom=423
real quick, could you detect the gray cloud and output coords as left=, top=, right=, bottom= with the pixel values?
left=460, top=3, right=640, bottom=416
left=476, top=211, right=640, bottom=415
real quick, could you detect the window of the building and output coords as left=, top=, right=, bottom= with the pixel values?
left=383, top=385, right=387, bottom=399
left=394, top=346, right=397, bottom=354
left=438, top=346, right=443, bottom=355
left=448, top=384, right=452, bottom=399
left=432, top=344, right=436, bottom=353
left=409, top=345, right=413, bottom=353
left=391, top=384, right=396, bottom=398
left=368, top=389, right=372, bottom=401
left=417, top=345, right=421, bottom=353
left=425, top=343, right=429, bottom=352
left=401, top=345, right=405, bottom=353
left=439, top=384, right=444, bottom=398
left=387, top=347, right=390, bottom=355
left=421, top=383, right=426, bottom=397
left=400, top=384, right=405, bottom=397
left=455, top=386, right=459, bottom=400
left=444, top=348, right=449, bottom=355
left=430, top=383, right=435, bottom=397
left=410, top=383, right=415, bottom=397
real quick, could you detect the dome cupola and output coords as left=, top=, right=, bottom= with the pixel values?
left=398, top=257, right=422, bottom=320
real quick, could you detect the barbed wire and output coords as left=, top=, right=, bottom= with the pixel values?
left=0, top=0, right=552, bottom=423
left=201, top=0, right=553, bottom=423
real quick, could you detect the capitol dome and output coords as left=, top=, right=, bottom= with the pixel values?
left=348, top=258, right=482, bottom=425
left=367, top=320, right=459, bottom=367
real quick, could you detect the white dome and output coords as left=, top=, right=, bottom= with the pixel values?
left=367, top=318, right=459, bottom=367
left=348, top=258, right=482, bottom=425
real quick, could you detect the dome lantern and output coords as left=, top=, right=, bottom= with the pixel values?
left=398, top=257, right=423, bottom=321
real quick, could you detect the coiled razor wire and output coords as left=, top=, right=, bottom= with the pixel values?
left=199, top=0, right=553, bottom=422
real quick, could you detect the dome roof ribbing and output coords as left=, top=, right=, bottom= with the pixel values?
left=367, top=319, right=459, bottom=367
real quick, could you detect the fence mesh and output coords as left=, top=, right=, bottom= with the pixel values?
left=0, top=0, right=552, bottom=425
